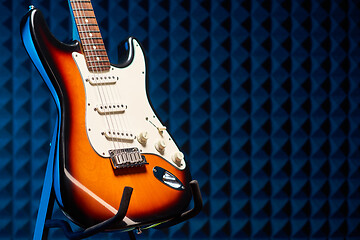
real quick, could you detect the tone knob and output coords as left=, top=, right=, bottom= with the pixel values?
left=155, top=139, right=166, bottom=152
left=137, top=131, right=149, bottom=145
left=172, top=152, right=184, bottom=166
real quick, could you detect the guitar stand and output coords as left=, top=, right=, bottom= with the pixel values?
left=33, top=117, right=203, bottom=240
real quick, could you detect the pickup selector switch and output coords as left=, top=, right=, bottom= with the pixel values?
left=172, top=152, right=184, bottom=166
left=137, top=131, right=149, bottom=145
left=155, top=140, right=166, bottom=153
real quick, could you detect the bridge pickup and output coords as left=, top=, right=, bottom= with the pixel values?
left=86, top=76, right=117, bottom=85
left=104, top=130, right=135, bottom=142
left=95, top=103, right=126, bottom=115
left=109, top=148, right=147, bottom=169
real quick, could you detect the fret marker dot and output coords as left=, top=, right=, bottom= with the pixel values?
left=93, top=46, right=96, bottom=49
left=85, top=19, right=88, bottom=23
left=96, top=57, right=100, bottom=60
left=89, top=33, right=93, bottom=37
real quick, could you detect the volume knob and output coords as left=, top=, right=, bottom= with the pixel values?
left=137, top=131, right=149, bottom=145
left=155, top=139, right=166, bottom=152
left=172, top=152, right=184, bottom=166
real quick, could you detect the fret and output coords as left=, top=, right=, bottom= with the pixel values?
left=70, top=1, right=92, bottom=8
left=83, top=47, right=107, bottom=52
left=87, top=60, right=110, bottom=67
left=73, top=9, right=94, bottom=11
left=86, top=55, right=107, bottom=59
left=83, top=48, right=107, bottom=51
left=70, top=0, right=91, bottom=2
left=87, top=65, right=109, bottom=69
left=85, top=52, right=108, bottom=55
left=79, top=31, right=102, bottom=36
left=87, top=64, right=110, bottom=69
left=84, top=52, right=108, bottom=58
left=83, top=49, right=107, bottom=53
left=88, top=67, right=108, bottom=70
left=73, top=14, right=96, bottom=19
left=81, top=37, right=102, bottom=41
left=86, top=56, right=108, bottom=60
left=75, top=18, right=98, bottom=25
left=87, top=66, right=110, bottom=71
left=77, top=23, right=98, bottom=26
left=87, top=63, right=109, bottom=66
left=88, top=64, right=108, bottom=67
left=73, top=11, right=96, bottom=18
left=77, top=25, right=102, bottom=31
left=83, top=49, right=106, bottom=54
left=81, top=42, right=103, bottom=48
left=85, top=55, right=108, bottom=59
left=84, top=55, right=108, bottom=59
left=83, top=50, right=107, bottom=54
left=88, top=67, right=109, bottom=73
left=71, top=5, right=94, bottom=11
left=86, top=60, right=109, bottom=63
left=78, top=30, right=101, bottom=33
left=81, top=39, right=104, bottom=45
left=81, top=40, right=105, bottom=45
left=83, top=51, right=107, bottom=55
left=79, top=35, right=102, bottom=41
left=87, top=56, right=108, bottom=61
left=87, top=60, right=109, bottom=66
left=83, top=43, right=105, bottom=46
left=78, top=30, right=101, bottom=35
left=75, top=16, right=96, bottom=19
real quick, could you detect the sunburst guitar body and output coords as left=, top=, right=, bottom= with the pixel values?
left=20, top=2, right=192, bottom=230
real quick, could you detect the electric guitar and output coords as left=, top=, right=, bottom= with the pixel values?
left=20, top=0, right=192, bottom=230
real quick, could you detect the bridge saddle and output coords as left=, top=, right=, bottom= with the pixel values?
left=109, top=147, right=147, bottom=169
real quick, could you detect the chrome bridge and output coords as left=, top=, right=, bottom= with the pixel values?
left=109, top=147, right=147, bottom=169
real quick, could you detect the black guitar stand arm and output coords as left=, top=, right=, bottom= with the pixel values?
left=44, top=187, right=133, bottom=240
left=157, top=180, right=203, bottom=229
left=32, top=117, right=139, bottom=240
left=43, top=181, right=202, bottom=240
left=33, top=117, right=203, bottom=240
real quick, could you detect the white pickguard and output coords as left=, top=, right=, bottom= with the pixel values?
left=72, top=39, right=185, bottom=170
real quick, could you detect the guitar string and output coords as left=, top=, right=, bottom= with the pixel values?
left=103, top=45, right=133, bottom=152
left=72, top=1, right=136, bottom=208
left=92, top=27, right=143, bottom=165
left=97, top=21, right=145, bottom=159
left=84, top=0, right=125, bottom=152
left=85, top=0, right=128, bottom=152
left=83, top=0, right=128, bottom=153
left=74, top=0, right=139, bottom=164
left=72, top=0, right=120, bottom=154
left=110, top=40, right=136, bottom=150
left=83, top=0, right=133, bottom=153
left=94, top=3, right=139, bottom=153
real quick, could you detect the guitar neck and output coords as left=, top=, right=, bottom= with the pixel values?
left=69, top=0, right=110, bottom=72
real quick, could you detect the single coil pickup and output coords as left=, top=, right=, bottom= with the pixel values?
left=104, top=130, right=135, bottom=142
left=109, top=148, right=147, bottom=169
left=86, top=76, right=118, bottom=85
left=95, top=103, right=126, bottom=115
